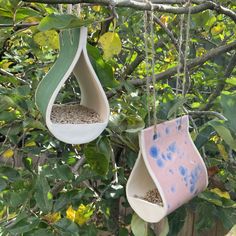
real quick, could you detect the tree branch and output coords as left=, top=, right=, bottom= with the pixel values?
left=22, top=1, right=236, bottom=23
left=107, top=39, right=236, bottom=97
left=201, top=52, right=236, bottom=110
left=132, top=40, right=236, bottom=86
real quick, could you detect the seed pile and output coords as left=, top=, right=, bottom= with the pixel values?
left=51, top=104, right=101, bottom=124
left=143, top=188, right=163, bottom=206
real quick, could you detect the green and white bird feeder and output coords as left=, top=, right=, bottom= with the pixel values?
left=35, top=27, right=110, bottom=144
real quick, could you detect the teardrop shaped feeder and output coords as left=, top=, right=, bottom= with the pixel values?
left=126, top=115, right=208, bottom=223
left=35, top=27, right=109, bottom=144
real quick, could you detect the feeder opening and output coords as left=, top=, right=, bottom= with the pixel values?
left=51, top=104, right=101, bottom=124
left=50, top=74, right=102, bottom=124
left=129, top=153, right=164, bottom=207
left=143, top=188, right=163, bottom=206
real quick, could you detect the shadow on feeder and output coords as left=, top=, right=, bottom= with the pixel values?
left=35, top=27, right=109, bottom=144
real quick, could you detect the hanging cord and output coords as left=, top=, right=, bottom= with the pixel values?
left=76, top=4, right=81, bottom=17
left=150, top=5, right=158, bottom=133
left=143, top=9, right=151, bottom=127
left=67, top=4, right=74, bottom=44
left=182, top=0, right=192, bottom=96
left=176, top=14, right=184, bottom=96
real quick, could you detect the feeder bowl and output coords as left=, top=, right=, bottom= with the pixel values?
left=35, top=27, right=109, bottom=144
left=126, top=115, right=208, bottom=222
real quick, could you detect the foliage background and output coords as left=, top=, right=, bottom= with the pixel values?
left=0, top=0, right=236, bottom=235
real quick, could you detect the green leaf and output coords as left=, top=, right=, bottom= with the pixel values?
left=226, top=77, right=236, bottom=86
left=126, top=115, right=145, bottom=133
left=84, top=145, right=109, bottom=176
left=216, top=208, right=236, bottom=230
left=24, top=229, right=54, bottom=236
left=0, top=166, right=20, bottom=182
left=195, top=202, right=216, bottom=231
left=16, top=7, right=41, bottom=21
left=38, top=13, right=93, bottom=31
left=55, top=218, right=79, bottom=233
left=0, top=178, right=7, bottom=191
left=198, top=191, right=223, bottom=206
left=0, top=111, right=17, bottom=122
left=13, top=85, right=31, bottom=96
left=167, top=97, right=186, bottom=118
left=220, top=92, right=236, bottom=133
left=97, top=136, right=112, bottom=161
left=168, top=206, right=186, bottom=236
left=87, top=44, right=119, bottom=88
left=160, top=217, right=169, bottom=236
left=9, top=190, right=29, bottom=208
left=23, top=119, right=46, bottom=130
left=33, top=30, right=59, bottom=50
left=54, top=165, right=74, bottom=181
left=8, top=217, right=39, bottom=234
left=208, top=120, right=236, bottom=151
left=194, top=125, right=215, bottom=149
left=34, top=174, right=52, bottom=213
left=131, top=213, right=148, bottom=236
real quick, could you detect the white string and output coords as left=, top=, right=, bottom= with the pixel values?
left=182, top=0, right=192, bottom=96
left=144, top=10, right=151, bottom=127
left=67, top=4, right=72, bottom=14
left=59, top=4, right=63, bottom=14
left=76, top=4, right=81, bottom=17
left=149, top=4, right=158, bottom=132
left=176, top=14, right=184, bottom=96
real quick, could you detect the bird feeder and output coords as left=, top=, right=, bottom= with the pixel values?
left=126, top=115, right=208, bottom=223
left=35, top=27, right=109, bottom=144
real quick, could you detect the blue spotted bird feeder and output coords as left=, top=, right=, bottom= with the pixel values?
left=126, top=115, right=208, bottom=223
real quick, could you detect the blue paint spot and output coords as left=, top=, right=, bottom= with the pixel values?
left=149, top=146, right=159, bottom=158
left=171, top=186, right=176, bottom=193
left=167, top=142, right=177, bottom=153
left=157, top=159, right=164, bottom=168
left=176, top=118, right=181, bottom=130
left=165, top=127, right=170, bottom=134
left=169, top=169, right=174, bottom=174
left=166, top=152, right=172, bottom=160
left=162, top=153, right=167, bottom=160
left=179, top=166, right=187, bottom=176
left=153, top=132, right=160, bottom=140
left=190, top=185, right=195, bottom=193
left=184, top=140, right=187, bottom=144
left=188, top=165, right=202, bottom=194
left=168, top=204, right=170, bottom=209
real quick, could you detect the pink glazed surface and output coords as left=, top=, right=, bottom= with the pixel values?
left=140, top=115, right=208, bottom=214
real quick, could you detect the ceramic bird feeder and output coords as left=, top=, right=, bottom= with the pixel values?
left=126, top=115, right=208, bottom=223
left=35, top=27, right=109, bottom=144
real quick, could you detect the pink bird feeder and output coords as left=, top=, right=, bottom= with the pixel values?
left=126, top=115, right=208, bottom=222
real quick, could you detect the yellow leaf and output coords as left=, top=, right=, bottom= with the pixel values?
left=217, top=143, right=228, bottom=161
left=33, top=30, right=59, bottom=50
left=25, top=141, right=37, bottom=147
left=2, top=149, right=14, bottom=159
left=92, top=5, right=101, bottom=12
left=211, top=23, right=225, bottom=35
left=43, top=212, right=61, bottom=224
left=98, top=32, right=122, bottom=60
left=74, top=204, right=94, bottom=226
left=1, top=61, right=14, bottom=70
left=160, top=15, right=169, bottom=26
left=66, top=205, right=76, bottom=222
left=196, top=47, right=207, bottom=57
left=210, top=188, right=230, bottom=199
